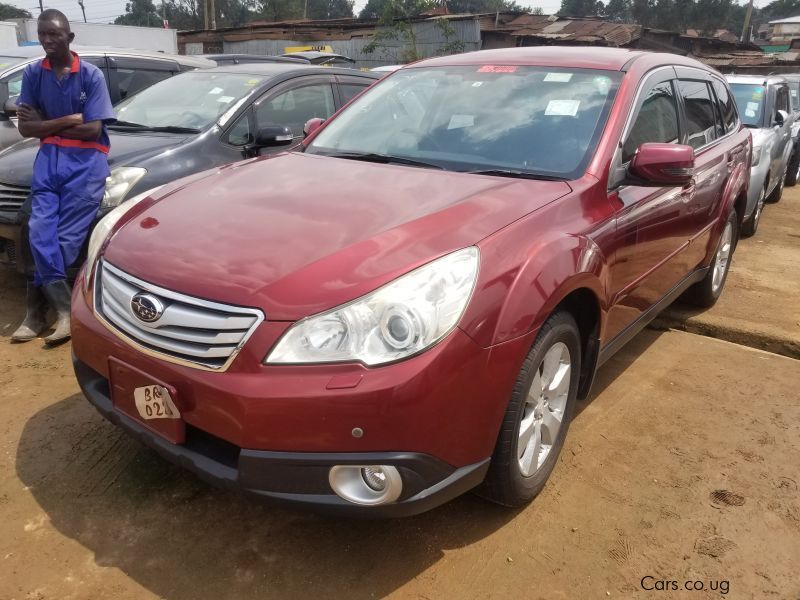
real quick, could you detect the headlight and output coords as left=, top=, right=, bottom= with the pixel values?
left=266, top=247, right=479, bottom=366
left=101, top=166, right=147, bottom=209
left=751, top=144, right=762, bottom=167
left=84, top=186, right=163, bottom=292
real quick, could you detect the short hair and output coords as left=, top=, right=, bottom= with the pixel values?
left=38, top=9, right=71, bottom=32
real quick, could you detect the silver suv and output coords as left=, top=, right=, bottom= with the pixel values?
left=726, top=75, right=794, bottom=236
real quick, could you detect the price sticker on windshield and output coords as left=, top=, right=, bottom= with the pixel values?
left=478, top=65, right=517, bottom=73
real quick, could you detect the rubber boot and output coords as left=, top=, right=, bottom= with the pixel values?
left=41, top=280, right=72, bottom=347
left=11, top=282, right=47, bottom=342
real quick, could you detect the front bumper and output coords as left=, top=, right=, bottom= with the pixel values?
left=71, top=270, right=532, bottom=515
left=75, top=355, right=489, bottom=516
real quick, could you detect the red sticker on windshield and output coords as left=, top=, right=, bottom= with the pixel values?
left=478, top=65, right=518, bottom=73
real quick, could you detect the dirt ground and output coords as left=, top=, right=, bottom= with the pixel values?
left=1, top=192, right=799, bottom=599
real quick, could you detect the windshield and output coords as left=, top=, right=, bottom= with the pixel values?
left=113, top=72, right=267, bottom=131
left=306, top=65, right=621, bottom=179
left=730, top=83, right=765, bottom=127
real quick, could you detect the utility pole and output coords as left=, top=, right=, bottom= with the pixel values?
left=77, top=0, right=87, bottom=22
left=204, top=0, right=209, bottom=29
left=210, top=0, right=216, bottom=29
left=303, top=0, right=308, bottom=19
left=741, top=0, right=755, bottom=43
left=38, top=0, right=43, bottom=13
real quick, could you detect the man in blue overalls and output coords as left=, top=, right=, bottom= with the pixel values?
left=11, top=9, right=114, bottom=346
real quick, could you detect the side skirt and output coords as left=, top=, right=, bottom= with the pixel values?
left=596, top=266, right=709, bottom=369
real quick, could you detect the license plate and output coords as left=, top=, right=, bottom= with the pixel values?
left=108, top=357, right=185, bottom=444
left=134, top=385, right=181, bottom=420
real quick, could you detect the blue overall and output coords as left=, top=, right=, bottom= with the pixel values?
left=18, top=52, right=115, bottom=286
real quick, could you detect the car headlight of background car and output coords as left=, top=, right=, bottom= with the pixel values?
left=266, top=247, right=479, bottom=366
left=101, top=167, right=147, bottom=209
left=84, top=186, right=163, bottom=291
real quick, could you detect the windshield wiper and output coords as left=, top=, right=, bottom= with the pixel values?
left=109, top=121, right=201, bottom=134
left=464, top=169, right=566, bottom=181
left=324, top=151, right=444, bottom=170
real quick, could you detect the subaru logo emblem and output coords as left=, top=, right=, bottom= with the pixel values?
left=131, top=293, right=164, bottom=323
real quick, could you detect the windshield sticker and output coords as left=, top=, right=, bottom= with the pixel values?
left=544, top=72, right=572, bottom=83
left=245, top=78, right=260, bottom=86
left=752, top=87, right=764, bottom=99
left=545, top=99, right=580, bottom=117
left=745, top=109, right=756, bottom=118
left=216, top=96, right=235, bottom=103
left=746, top=101, right=759, bottom=114
left=472, top=81, right=483, bottom=87
left=208, top=87, right=223, bottom=95
left=477, top=65, right=517, bottom=73
left=448, top=114, right=475, bottom=129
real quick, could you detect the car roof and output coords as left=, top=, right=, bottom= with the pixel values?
left=0, top=45, right=214, bottom=69
left=198, top=63, right=377, bottom=77
left=406, top=46, right=721, bottom=73
left=726, top=74, right=787, bottom=85
left=201, top=53, right=307, bottom=65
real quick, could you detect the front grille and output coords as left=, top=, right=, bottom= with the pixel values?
left=0, top=181, right=30, bottom=214
left=95, top=261, right=264, bottom=371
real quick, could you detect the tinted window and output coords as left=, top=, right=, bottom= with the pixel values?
left=712, top=79, right=737, bottom=133
left=340, top=83, right=368, bottom=104
left=622, top=81, right=679, bottom=163
left=227, top=111, right=251, bottom=146
left=679, top=80, right=718, bottom=150
left=256, top=83, right=335, bottom=138
left=730, top=83, right=764, bottom=127
left=776, top=85, right=790, bottom=114
left=118, top=68, right=173, bottom=100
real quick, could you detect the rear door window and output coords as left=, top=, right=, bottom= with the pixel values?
left=678, top=80, right=718, bottom=150
left=622, top=80, right=680, bottom=163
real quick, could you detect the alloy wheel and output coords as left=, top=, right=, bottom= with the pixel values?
left=518, top=342, right=571, bottom=477
left=711, top=220, right=734, bottom=294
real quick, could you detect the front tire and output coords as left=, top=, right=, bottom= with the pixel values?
left=767, top=165, right=786, bottom=203
left=741, top=184, right=765, bottom=238
left=785, top=150, right=800, bottom=187
left=481, top=311, right=581, bottom=507
left=683, top=210, right=737, bottom=308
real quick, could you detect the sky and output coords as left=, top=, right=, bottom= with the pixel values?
left=4, top=0, right=775, bottom=27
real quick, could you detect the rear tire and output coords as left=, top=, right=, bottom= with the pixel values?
left=741, top=184, right=765, bottom=238
left=683, top=210, right=737, bottom=308
left=481, top=311, right=581, bottom=507
left=767, top=166, right=786, bottom=203
left=785, top=150, right=800, bottom=187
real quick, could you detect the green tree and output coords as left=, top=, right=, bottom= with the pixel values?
left=306, top=0, right=355, bottom=19
left=602, top=0, right=632, bottom=21
left=558, top=0, right=603, bottom=16
left=115, top=0, right=163, bottom=26
left=0, top=2, right=31, bottom=19
left=363, top=0, right=437, bottom=61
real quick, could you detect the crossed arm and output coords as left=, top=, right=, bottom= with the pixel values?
left=17, top=103, right=102, bottom=141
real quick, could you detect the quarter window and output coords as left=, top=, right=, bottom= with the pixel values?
left=776, top=85, right=790, bottom=115
left=622, top=81, right=679, bottom=163
left=255, top=83, right=335, bottom=139
left=678, top=80, right=718, bottom=150
left=712, top=79, right=737, bottom=133
left=340, top=83, right=368, bottom=104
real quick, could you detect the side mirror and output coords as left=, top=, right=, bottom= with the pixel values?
left=253, top=125, right=293, bottom=148
left=775, top=109, right=789, bottom=127
left=303, top=117, right=324, bottom=138
left=628, top=143, right=695, bottom=186
left=3, top=98, right=18, bottom=117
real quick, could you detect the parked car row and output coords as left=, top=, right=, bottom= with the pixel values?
left=30, top=46, right=754, bottom=516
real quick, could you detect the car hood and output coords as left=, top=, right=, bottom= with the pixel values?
left=749, top=127, right=774, bottom=147
left=105, top=152, right=572, bottom=320
left=0, top=131, right=190, bottom=187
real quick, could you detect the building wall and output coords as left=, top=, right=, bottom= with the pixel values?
left=770, top=22, right=800, bottom=43
left=221, top=18, right=482, bottom=68
left=16, top=19, right=178, bottom=53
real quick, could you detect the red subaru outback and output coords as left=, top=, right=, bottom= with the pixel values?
left=71, top=47, right=749, bottom=516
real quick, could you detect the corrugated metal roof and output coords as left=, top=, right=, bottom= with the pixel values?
left=768, top=15, right=800, bottom=24
left=498, top=16, right=640, bottom=46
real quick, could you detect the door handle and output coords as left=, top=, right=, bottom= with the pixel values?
left=680, top=182, right=696, bottom=201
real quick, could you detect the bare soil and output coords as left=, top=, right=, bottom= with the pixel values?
left=1, top=194, right=799, bottom=599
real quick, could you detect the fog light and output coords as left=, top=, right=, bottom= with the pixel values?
left=329, top=465, right=402, bottom=505
left=362, top=467, right=387, bottom=491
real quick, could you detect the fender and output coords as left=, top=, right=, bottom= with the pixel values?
left=463, top=228, right=610, bottom=349
left=702, top=154, right=747, bottom=265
